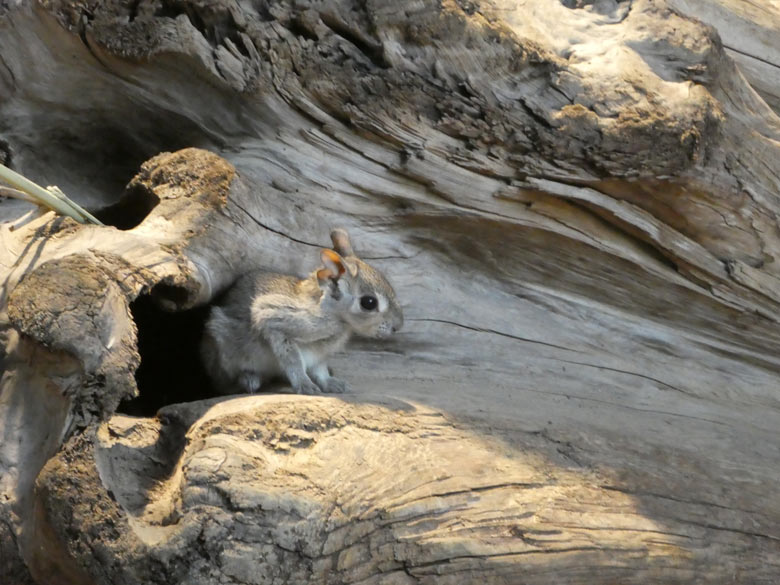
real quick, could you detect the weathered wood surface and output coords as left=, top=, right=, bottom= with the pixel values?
left=1, top=0, right=780, bottom=583
left=667, top=0, right=780, bottom=113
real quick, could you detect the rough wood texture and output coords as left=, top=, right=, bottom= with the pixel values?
left=667, top=0, right=780, bottom=114
left=1, top=1, right=780, bottom=583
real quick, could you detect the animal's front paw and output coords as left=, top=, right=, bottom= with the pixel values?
left=238, top=371, right=262, bottom=394
left=294, top=377, right=322, bottom=396
left=322, top=377, right=349, bottom=394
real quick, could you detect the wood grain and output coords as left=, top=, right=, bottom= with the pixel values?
left=1, top=0, right=779, bottom=583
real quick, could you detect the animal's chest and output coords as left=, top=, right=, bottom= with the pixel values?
left=298, top=332, right=351, bottom=369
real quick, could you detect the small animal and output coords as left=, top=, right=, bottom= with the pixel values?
left=200, top=228, right=403, bottom=395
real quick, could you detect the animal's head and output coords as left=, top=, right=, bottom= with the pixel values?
left=317, top=229, right=403, bottom=339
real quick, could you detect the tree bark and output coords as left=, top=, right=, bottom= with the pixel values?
left=1, top=0, right=780, bottom=583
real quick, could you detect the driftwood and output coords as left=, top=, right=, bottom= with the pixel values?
left=1, top=0, right=780, bottom=583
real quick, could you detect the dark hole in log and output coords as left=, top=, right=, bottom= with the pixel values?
left=93, top=184, right=161, bottom=230
left=149, top=281, right=196, bottom=311
left=118, top=294, right=215, bottom=416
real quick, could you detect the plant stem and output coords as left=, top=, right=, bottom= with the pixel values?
left=0, top=163, right=103, bottom=225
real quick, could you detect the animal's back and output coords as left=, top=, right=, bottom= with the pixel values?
left=217, top=269, right=301, bottom=322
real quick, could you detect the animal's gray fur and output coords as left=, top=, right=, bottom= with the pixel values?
left=200, top=229, right=403, bottom=395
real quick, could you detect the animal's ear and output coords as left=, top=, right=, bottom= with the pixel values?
left=330, top=228, right=355, bottom=257
left=317, top=248, right=347, bottom=282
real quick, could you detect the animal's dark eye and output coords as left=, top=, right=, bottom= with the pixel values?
left=360, top=295, right=378, bottom=311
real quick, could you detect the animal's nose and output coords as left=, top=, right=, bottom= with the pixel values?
left=392, top=315, right=403, bottom=333
left=390, top=307, right=403, bottom=334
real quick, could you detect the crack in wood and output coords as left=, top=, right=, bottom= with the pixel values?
left=601, top=484, right=768, bottom=517
left=232, top=201, right=320, bottom=248
left=403, top=545, right=652, bottom=572
left=407, top=317, right=583, bottom=353
left=318, top=10, right=390, bottom=69
left=554, top=358, right=694, bottom=396
left=723, top=44, right=780, bottom=71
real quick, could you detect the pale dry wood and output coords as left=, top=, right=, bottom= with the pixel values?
left=1, top=1, right=780, bottom=584
left=668, top=0, right=780, bottom=113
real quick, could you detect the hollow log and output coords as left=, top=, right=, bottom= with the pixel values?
left=1, top=1, right=780, bottom=583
